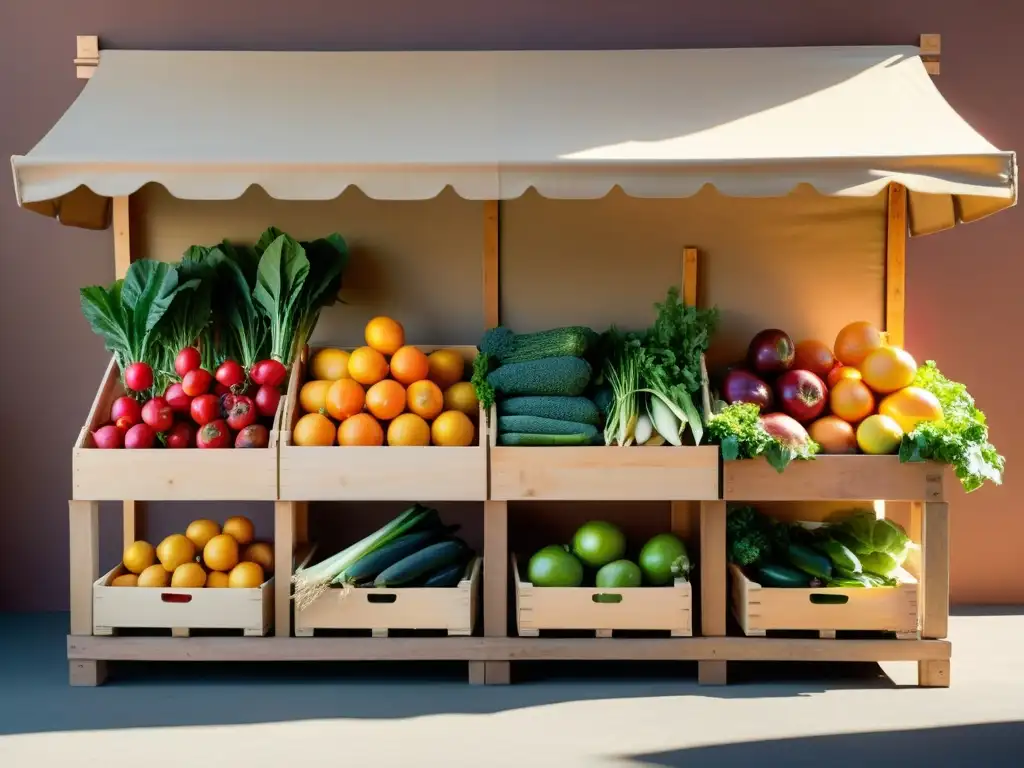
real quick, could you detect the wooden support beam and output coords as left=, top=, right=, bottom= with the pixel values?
left=886, top=184, right=907, bottom=348
left=69, top=500, right=100, bottom=637
left=76, top=35, right=99, bottom=79
left=274, top=502, right=296, bottom=638
left=920, top=34, right=941, bottom=76
left=483, top=201, right=500, bottom=328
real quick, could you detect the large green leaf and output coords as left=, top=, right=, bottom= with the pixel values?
left=255, top=226, right=287, bottom=256
left=80, top=282, right=131, bottom=362
left=253, top=234, right=309, bottom=361
left=206, top=246, right=267, bottom=367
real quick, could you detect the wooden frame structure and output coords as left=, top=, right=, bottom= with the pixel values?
left=64, top=39, right=952, bottom=689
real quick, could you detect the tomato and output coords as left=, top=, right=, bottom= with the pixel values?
left=254, top=385, right=281, bottom=419
left=124, top=362, right=154, bottom=393
left=181, top=369, right=213, bottom=397
left=190, top=394, right=221, bottom=426
left=164, top=382, right=191, bottom=413
left=174, top=347, right=201, bottom=378
left=251, top=359, right=287, bottom=388
left=196, top=419, right=232, bottom=449
left=235, top=424, right=269, bottom=449
left=141, top=397, right=174, bottom=432
left=165, top=422, right=195, bottom=449
left=226, top=395, right=257, bottom=431
left=216, top=360, right=246, bottom=390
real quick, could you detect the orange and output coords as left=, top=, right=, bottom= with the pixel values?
left=431, top=410, right=475, bottom=446
left=856, top=414, right=903, bottom=455
left=156, top=534, right=195, bottom=572
left=184, top=519, right=221, bottom=553
left=338, top=413, right=385, bottom=446
left=387, top=413, right=431, bottom=446
left=223, top=516, right=255, bottom=546
left=242, top=542, right=274, bottom=574
left=389, top=346, right=430, bottom=386
left=829, top=378, right=876, bottom=424
left=206, top=571, right=230, bottom=588
left=827, top=365, right=861, bottom=389
left=203, top=533, right=240, bottom=572
left=325, top=378, right=365, bottom=420
left=293, top=412, right=336, bottom=446
left=364, top=316, right=405, bottom=356
left=407, top=380, right=444, bottom=420
left=443, top=382, right=479, bottom=417
left=309, top=348, right=351, bottom=381
left=878, top=386, right=943, bottom=434
left=834, top=321, right=883, bottom=367
left=808, top=416, right=858, bottom=455
left=427, top=349, right=466, bottom=390
left=366, top=379, right=407, bottom=421
left=299, top=380, right=333, bottom=414
left=171, top=562, right=207, bottom=588
left=228, top=561, right=265, bottom=588
left=860, top=346, right=918, bottom=394
left=347, top=346, right=389, bottom=386
left=792, top=340, right=835, bottom=379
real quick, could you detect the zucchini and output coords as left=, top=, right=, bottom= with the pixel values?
left=756, top=564, right=810, bottom=588
left=813, top=538, right=862, bottom=573
left=498, top=415, right=599, bottom=438
left=343, top=528, right=447, bottom=584
left=374, top=540, right=466, bottom=587
left=787, top=544, right=833, bottom=580
left=421, top=562, right=466, bottom=588
left=497, top=432, right=593, bottom=446
left=498, top=396, right=602, bottom=426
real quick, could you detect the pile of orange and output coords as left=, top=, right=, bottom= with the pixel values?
left=292, top=316, right=480, bottom=447
left=804, top=321, right=943, bottom=456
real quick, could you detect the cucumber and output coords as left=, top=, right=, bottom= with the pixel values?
left=756, top=564, right=810, bottom=588
left=497, top=432, right=593, bottom=446
left=498, top=415, right=599, bottom=438
left=813, top=538, right=862, bottom=574
left=343, top=528, right=446, bottom=585
left=787, top=544, right=833, bottom=580
left=374, top=540, right=466, bottom=587
left=421, top=562, right=466, bottom=588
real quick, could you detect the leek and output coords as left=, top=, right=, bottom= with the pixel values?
left=292, top=504, right=429, bottom=608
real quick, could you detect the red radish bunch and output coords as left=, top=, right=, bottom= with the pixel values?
left=90, top=347, right=283, bottom=450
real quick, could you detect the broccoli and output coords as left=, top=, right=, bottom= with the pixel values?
left=726, top=506, right=790, bottom=567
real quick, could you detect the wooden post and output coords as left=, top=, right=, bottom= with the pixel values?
left=885, top=184, right=907, bottom=348
left=112, top=196, right=146, bottom=548
left=917, top=500, right=950, bottom=686
left=274, top=502, right=296, bottom=638
left=69, top=500, right=106, bottom=685
left=698, top=500, right=728, bottom=685
left=483, top=201, right=500, bottom=329
left=671, top=248, right=701, bottom=542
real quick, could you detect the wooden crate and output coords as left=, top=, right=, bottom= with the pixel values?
left=73, top=356, right=281, bottom=501
left=512, top=554, right=692, bottom=637
left=489, top=354, right=719, bottom=501
left=92, top=564, right=274, bottom=637
left=278, top=345, right=486, bottom=501
left=729, top=563, right=919, bottom=638
left=294, top=550, right=481, bottom=637
left=722, top=455, right=945, bottom=502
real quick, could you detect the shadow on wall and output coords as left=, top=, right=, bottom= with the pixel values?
left=626, top=722, right=1022, bottom=767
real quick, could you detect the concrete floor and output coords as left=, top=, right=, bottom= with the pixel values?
left=1, top=611, right=1021, bottom=767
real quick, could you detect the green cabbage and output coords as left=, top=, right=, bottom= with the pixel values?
left=832, top=510, right=913, bottom=565
left=858, top=551, right=902, bottom=577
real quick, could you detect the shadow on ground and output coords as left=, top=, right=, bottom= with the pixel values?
left=625, top=722, right=1022, bottom=767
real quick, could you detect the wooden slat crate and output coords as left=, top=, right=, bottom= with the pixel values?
left=278, top=345, right=486, bottom=501
left=294, top=550, right=481, bottom=637
left=512, top=554, right=692, bottom=637
left=722, top=455, right=945, bottom=502
left=729, top=563, right=919, bottom=638
left=489, top=354, right=719, bottom=501
left=73, top=356, right=282, bottom=501
left=93, top=564, right=274, bottom=637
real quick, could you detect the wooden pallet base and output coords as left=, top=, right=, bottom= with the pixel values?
left=295, top=628, right=472, bottom=638
left=67, top=634, right=950, bottom=687
left=94, top=626, right=268, bottom=638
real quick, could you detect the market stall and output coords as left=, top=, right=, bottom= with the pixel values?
left=12, top=37, right=1015, bottom=687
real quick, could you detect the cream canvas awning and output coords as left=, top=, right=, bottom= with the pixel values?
left=11, top=46, right=1017, bottom=234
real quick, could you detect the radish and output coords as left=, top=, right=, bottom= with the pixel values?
left=251, top=359, right=287, bottom=388
left=142, top=397, right=174, bottom=432
left=226, top=395, right=257, bottom=431
left=213, top=382, right=231, bottom=398
left=254, top=385, right=281, bottom=419
left=190, top=394, right=220, bottom=426
left=196, top=419, right=232, bottom=449
left=165, top=422, right=195, bottom=449
left=115, top=417, right=134, bottom=433
left=235, top=424, right=269, bottom=449
left=124, top=423, right=156, bottom=449
left=174, top=347, right=201, bottom=378
left=181, top=368, right=213, bottom=397
left=110, top=396, right=142, bottom=427
left=216, top=360, right=246, bottom=390
left=92, top=424, right=123, bottom=449
left=124, top=362, right=154, bottom=393
left=164, top=383, right=191, bottom=413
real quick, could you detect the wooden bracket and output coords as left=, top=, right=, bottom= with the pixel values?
left=920, top=34, right=941, bottom=76
left=76, top=35, right=99, bottom=79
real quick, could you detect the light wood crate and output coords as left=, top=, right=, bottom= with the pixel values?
left=512, top=554, right=692, bottom=637
left=489, top=354, right=719, bottom=501
left=294, top=549, right=481, bottom=637
left=729, top=563, right=919, bottom=638
left=93, top=564, right=274, bottom=637
left=722, top=455, right=945, bottom=502
left=73, top=356, right=282, bottom=501
left=279, top=345, right=486, bottom=501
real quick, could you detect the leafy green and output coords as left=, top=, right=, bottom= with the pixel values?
left=643, top=286, right=718, bottom=395
left=154, top=247, right=214, bottom=359
left=833, top=509, right=912, bottom=563
left=253, top=233, right=310, bottom=363
left=707, top=402, right=819, bottom=472
left=471, top=353, right=497, bottom=410
left=899, top=360, right=1003, bottom=492
left=726, top=506, right=790, bottom=567
left=291, top=233, right=349, bottom=360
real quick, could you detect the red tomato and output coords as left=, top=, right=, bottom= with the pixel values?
left=190, top=394, right=221, bottom=426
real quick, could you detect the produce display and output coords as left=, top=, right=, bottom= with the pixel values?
left=707, top=321, right=1003, bottom=490
left=727, top=506, right=913, bottom=589
left=474, top=286, right=718, bottom=447
left=292, top=504, right=475, bottom=608
left=81, top=227, right=349, bottom=449
left=113, top=515, right=271, bottom=588
left=291, top=318, right=479, bottom=447
left=526, top=521, right=692, bottom=588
